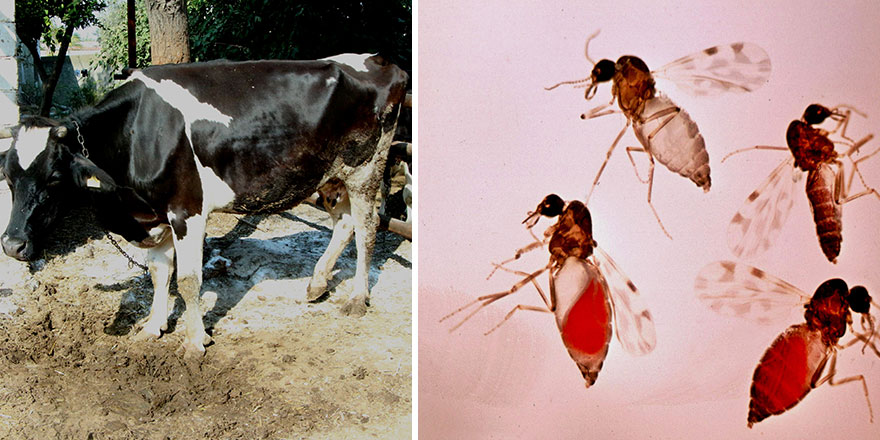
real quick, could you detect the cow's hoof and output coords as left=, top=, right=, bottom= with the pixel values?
left=132, top=327, right=162, bottom=341
left=341, top=298, right=368, bottom=317
left=306, top=281, right=328, bottom=302
left=177, top=341, right=207, bottom=359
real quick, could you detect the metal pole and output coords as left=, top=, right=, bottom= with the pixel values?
left=127, top=0, right=136, bottom=68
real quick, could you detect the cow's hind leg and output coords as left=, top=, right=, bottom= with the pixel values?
left=171, top=214, right=212, bottom=358
left=134, top=233, right=175, bottom=340
left=340, top=185, right=380, bottom=316
left=307, top=191, right=354, bottom=301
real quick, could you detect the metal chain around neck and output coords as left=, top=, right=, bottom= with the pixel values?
left=71, top=119, right=89, bottom=158
left=71, top=119, right=149, bottom=274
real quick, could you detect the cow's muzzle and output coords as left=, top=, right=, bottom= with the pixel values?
left=1, top=233, right=32, bottom=261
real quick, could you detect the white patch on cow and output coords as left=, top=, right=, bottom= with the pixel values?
left=325, top=77, right=337, bottom=87
left=193, top=154, right=235, bottom=213
left=322, top=53, right=376, bottom=73
left=129, top=72, right=233, bottom=130
left=14, top=127, right=51, bottom=169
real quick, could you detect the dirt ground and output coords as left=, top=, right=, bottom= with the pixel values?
left=0, top=182, right=412, bottom=439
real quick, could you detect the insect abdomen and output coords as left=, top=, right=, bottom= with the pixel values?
left=806, top=165, right=842, bottom=263
left=554, top=258, right=612, bottom=388
left=748, top=325, right=827, bottom=427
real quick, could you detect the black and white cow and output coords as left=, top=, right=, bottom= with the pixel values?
left=0, top=54, right=408, bottom=357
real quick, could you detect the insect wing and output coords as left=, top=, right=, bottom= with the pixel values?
left=728, top=157, right=802, bottom=259
left=632, top=93, right=710, bottom=190
left=593, top=246, right=656, bottom=356
left=654, top=43, right=772, bottom=96
left=695, top=261, right=810, bottom=325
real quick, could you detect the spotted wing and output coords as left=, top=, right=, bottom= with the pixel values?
left=695, top=261, right=810, bottom=325
left=593, top=246, right=656, bottom=356
left=654, top=43, right=772, bottom=96
left=632, top=93, right=711, bottom=190
left=728, top=157, right=802, bottom=259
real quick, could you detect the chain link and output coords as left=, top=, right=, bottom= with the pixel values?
left=105, top=232, right=149, bottom=274
left=71, top=119, right=89, bottom=158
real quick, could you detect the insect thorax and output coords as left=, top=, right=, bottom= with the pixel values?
left=613, top=56, right=656, bottom=119
left=786, top=120, right=837, bottom=171
left=803, top=282, right=851, bottom=343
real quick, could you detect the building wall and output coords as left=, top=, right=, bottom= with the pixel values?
left=0, top=0, right=17, bottom=128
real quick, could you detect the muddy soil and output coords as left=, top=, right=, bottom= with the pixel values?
left=0, top=185, right=412, bottom=439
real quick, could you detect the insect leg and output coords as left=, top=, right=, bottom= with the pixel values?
left=581, top=102, right=619, bottom=120
left=815, top=350, right=874, bottom=423
left=488, top=263, right=553, bottom=311
left=442, top=264, right=551, bottom=331
left=721, top=145, right=789, bottom=163
left=643, top=152, right=673, bottom=239
left=583, top=29, right=601, bottom=66
left=486, top=238, right=548, bottom=280
left=843, top=139, right=880, bottom=195
left=625, top=147, right=650, bottom=184
left=484, top=305, right=553, bottom=336
left=586, top=119, right=631, bottom=203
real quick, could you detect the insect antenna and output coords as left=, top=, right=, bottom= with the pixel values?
left=545, top=77, right=590, bottom=91
left=583, top=29, right=602, bottom=65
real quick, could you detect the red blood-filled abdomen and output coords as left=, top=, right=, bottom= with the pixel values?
left=553, top=258, right=613, bottom=387
left=748, top=324, right=828, bottom=427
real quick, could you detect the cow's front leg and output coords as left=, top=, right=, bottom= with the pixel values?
left=308, top=193, right=354, bottom=301
left=171, top=213, right=212, bottom=357
left=134, top=233, right=174, bottom=340
left=341, top=188, right=379, bottom=316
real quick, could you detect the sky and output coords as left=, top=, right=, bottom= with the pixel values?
left=418, top=1, right=880, bottom=438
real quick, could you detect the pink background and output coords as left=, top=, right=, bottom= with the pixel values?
left=418, top=1, right=880, bottom=438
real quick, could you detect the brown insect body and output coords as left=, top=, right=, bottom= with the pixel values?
left=786, top=108, right=844, bottom=262
left=806, top=164, right=843, bottom=262
left=748, top=278, right=865, bottom=426
left=611, top=56, right=656, bottom=121
left=546, top=200, right=597, bottom=268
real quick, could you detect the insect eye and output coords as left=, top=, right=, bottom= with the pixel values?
left=803, top=104, right=831, bottom=125
left=592, top=59, right=616, bottom=83
left=848, top=286, right=871, bottom=314
left=539, top=194, right=565, bottom=217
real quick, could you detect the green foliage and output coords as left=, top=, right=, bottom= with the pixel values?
left=93, top=0, right=151, bottom=80
left=16, top=0, right=107, bottom=53
left=187, top=0, right=412, bottom=74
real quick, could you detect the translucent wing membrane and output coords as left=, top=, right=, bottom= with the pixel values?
left=728, top=157, right=802, bottom=259
left=654, top=43, right=772, bottom=97
left=593, top=247, right=656, bottom=355
left=695, top=261, right=809, bottom=325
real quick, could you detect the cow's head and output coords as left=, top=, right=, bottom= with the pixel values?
left=0, top=119, right=116, bottom=261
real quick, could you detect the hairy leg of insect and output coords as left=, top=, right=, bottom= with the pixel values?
left=488, top=263, right=553, bottom=311
left=815, top=350, right=874, bottom=423
left=835, top=160, right=880, bottom=204
left=643, top=152, right=673, bottom=239
left=828, top=108, right=854, bottom=143
left=485, top=305, right=552, bottom=336
left=841, top=331, right=880, bottom=357
left=582, top=102, right=619, bottom=120
left=720, top=145, right=788, bottom=163
left=586, top=120, right=631, bottom=203
left=625, top=147, right=650, bottom=184
left=844, top=140, right=880, bottom=193
left=486, top=239, right=548, bottom=280
left=442, top=264, right=551, bottom=331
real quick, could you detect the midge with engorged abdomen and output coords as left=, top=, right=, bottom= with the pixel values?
left=695, top=261, right=879, bottom=427
left=0, top=55, right=408, bottom=357
left=725, top=104, right=879, bottom=263
left=442, top=194, right=655, bottom=387
left=546, top=31, right=771, bottom=236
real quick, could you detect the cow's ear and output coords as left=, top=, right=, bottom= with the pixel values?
left=69, top=154, right=117, bottom=192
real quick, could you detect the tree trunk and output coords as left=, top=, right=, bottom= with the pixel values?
left=38, top=23, right=76, bottom=116
left=144, top=0, right=190, bottom=64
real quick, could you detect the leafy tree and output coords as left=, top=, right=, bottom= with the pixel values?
left=188, top=0, right=412, bottom=75
left=94, top=0, right=151, bottom=80
left=15, top=0, right=107, bottom=116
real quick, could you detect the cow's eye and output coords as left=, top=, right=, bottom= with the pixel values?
left=47, top=171, right=63, bottom=186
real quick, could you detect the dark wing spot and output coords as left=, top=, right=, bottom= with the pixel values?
left=749, top=267, right=765, bottom=279
left=704, top=46, right=719, bottom=56
left=627, top=281, right=637, bottom=291
left=747, top=190, right=760, bottom=201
